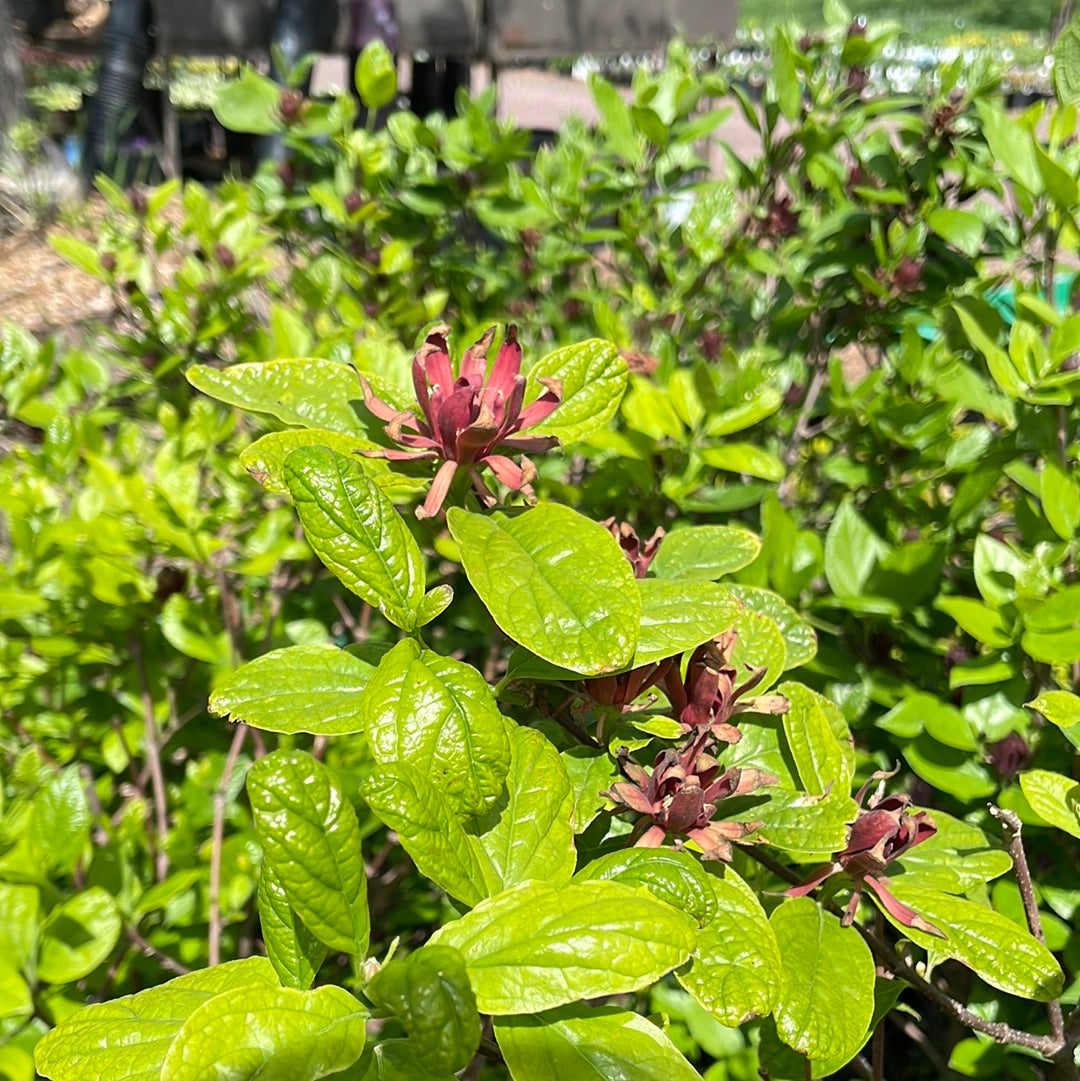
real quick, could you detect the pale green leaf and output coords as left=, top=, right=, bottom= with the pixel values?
left=1019, top=770, right=1080, bottom=838
left=428, top=879, right=696, bottom=1014
left=1028, top=690, right=1080, bottom=731
left=679, top=868, right=782, bottom=1026
left=631, top=579, right=738, bottom=666
left=240, top=430, right=382, bottom=494
left=471, top=725, right=575, bottom=889
left=1042, top=461, right=1080, bottom=540
left=213, top=67, right=284, bottom=134
left=35, top=958, right=278, bottom=1081
left=935, top=596, right=1013, bottom=648
left=733, top=789, right=858, bottom=856
left=257, top=863, right=328, bottom=990
left=701, top=442, right=785, bottom=482
left=824, top=499, right=888, bottom=599
left=161, top=984, right=367, bottom=1081
left=527, top=340, right=628, bottom=444
left=448, top=505, right=640, bottom=675
left=187, top=359, right=362, bottom=434
left=361, top=764, right=497, bottom=907
left=888, top=883, right=1064, bottom=1001
left=286, top=447, right=425, bottom=630
left=247, top=750, right=369, bottom=956
left=728, top=607, right=787, bottom=688
left=780, top=682, right=854, bottom=796
left=770, top=898, right=875, bottom=1061
left=356, top=40, right=397, bottom=108
left=495, top=1005, right=700, bottom=1081
left=31, top=767, right=90, bottom=876
left=724, top=585, right=817, bottom=668
left=560, top=748, right=619, bottom=833
left=210, top=644, right=374, bottom=735
left=649, top=526, right=762, bottom=580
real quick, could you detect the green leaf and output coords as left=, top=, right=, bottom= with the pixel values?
left=892, top=809, right=1011, bottom=892
left=247, top=750, right=369, bottom=956
left=361, top=640, right=510, bottom=817
left=161, top=984, right=367, bottom=1081
left=415, top=584, right=454, bottom=626
left=824, top=499, right=888, bottom=598
left=448, top=505, right=640, bottom=675
left=926, top=208, right=986, bottom=258
left=903, top=735, right=996, bottom=802
left=678, top=868, right=782, bottom=1026
left=31, top=767, right=90, bottom=876
left=210, top=644, right=374, bottom=735
left=728, top=607, right=788, bottom=688
left=705, top=387, right=782, bottom=437
left=880, top=693, right=978, bottom=752
left=1019, top=770, right=1080, bottom=838
left=1054, top=16, right=1080, bottom=105
left=35, top=957, right=278, bottom=1081
left=575, top=848, right=720, bottom=928
left=213, top=66, right=285, bottom=134
left=286, top=447, right=425, bottom=630
left=258, top=863, right=328, bottom=990
left=355, top=40, right=397, bottom=109
left=588, top=74, right=643, bottom=163
left=49, top=235, right=109, bottom=281
left=734, top=788, right=858, bottom=856
left=368, top=946, right=480, bottom=1074
left=935, top=596, right=1013, bottom=648
left=428, top=879, right=697, bottom=1014
left=1042, top=461, right=1080, bottom=540
left=0, top=884, right=38, bottom=971
left=780, top=682, right=854, bottom=797
left=887, top=884, right=1064, bottom=1000
left=1022, top=628, right=1080, bottom=664
left=495, top=1005, right=700, bottom=1081
left=361, top=763, right=496, bottom=907
left=650, top=526, right=762, bottom=580
left=37, top=888, right=121, bottom=984
left=187, top=360, right=362, bottom=434
left=240, top=431, right=381, bottom=494
left=975, top=100, right=1042, bottom=194
left=1028, top=690, right=1080, bottom=731
left=770, top=898, right=875, bottom=1062
left=701, top=442, right=785, bottom=482
left=560, top=748, right=620, bottom=833
left=724, top=585, right=817, bottom=668
left=631, top=579, right=738, bottom=666
left=527, top=340, right=628, bottom=444
left=772, top=27, right=802, bottom=121
left=471, top=725, right=575, bottom=889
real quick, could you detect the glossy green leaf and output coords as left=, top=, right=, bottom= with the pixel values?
left=887, top=883, right=1064, bottom=1000
left=1019, top=770, right=1080, bottom=838
left=589, top=75, right=643, bottom=163
left=368, top=945, right=480, bottom=1074
left=258, top=863, right=328, bottom=990
left=428, top=879, right=697, bottom=1014
left=0, top=965, right=31, bottom=1024
left=527, top=340, right=627, bottom=444
left=975, top=100, right=1042, bottom=194
left=37, top=888, right=121, bottom=984
left=286, top=447, right=425, bottom=630
left=880, top=692, right=978, bottom=752
left=210, top=644, right=374, bottom=735
left=705, top=387, right=782, bottom=436
left=495, top=1005, right=700, bottom=1081
left=631, top=579, right=738, bottom=666
left=187, top=359, right=362, bottom=434
left=575, top=848, right=720, bottom=928
left=926, top=208, right=986, bottom=258
left=903, top=735, right=997, bottom=802
left=780, top=682, right=854, bottom=796
left=650, top=525, right=762, bottom=580
left=1042, top=461, right=1080, bottom=540
left=161, top=984, right=367, bottom=1081
left=35, top=957, right=278, bottom=1081
left=31, top=767, right=90, bottom=876
left=361, top=763, right=496, bottom=907
left=1028, top=690, right=1080, bottom=732
left=725, top=585, right=817, bottom=667
left=973, top=533, right=1025, bottom=608
left=247, top=750, right=369, bottom=956
left=362, top=640, right=510, bottom=817
left=240, top=430, right=381, bottom=494
left=728, top=607, right=787, bottom=688
left=892, top=810, right=1011, bottom=892
left=701, top=442, right=785, bottom=482
left=415, top=584, right=454, bottom=626
left=560, top=748, right=620, bottom=832
left=770, top=898, right=875, bottom=1062
left=1022, top=627, right=1080, bottom=664
left=679, top=868, right=782, bottom=1026
left=0, top=884, right=38, bottom=971
left=471, top=725, right=575, bottom=889
left=448, top=505, right=639, bottom=675
left=824, top=499, right=888, bottom=599
left=1055, top=16, right=1080, bottom=105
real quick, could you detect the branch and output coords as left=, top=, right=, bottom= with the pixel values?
left=125, top=925, right=191, bottom=976
left=208, top=723, right=248, bottom=967
left=131, top=637, right=169, bottom=883
left=989, top=805, right=1065, bottom=1044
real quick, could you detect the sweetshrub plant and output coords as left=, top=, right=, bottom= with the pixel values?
left=30, top=323, right=1075, bottom=1081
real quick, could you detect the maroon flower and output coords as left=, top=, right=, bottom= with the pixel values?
left=787, top=768, right=939, bottom=932
left=360, top=324, right=562, bottom=519
left=582, top=657, right=676, bottom=712
left=664, top=630, right=788, bottom=744
left=601, top=518, right=665, bottom=579
left=604, top=735, right=774, bottom=860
